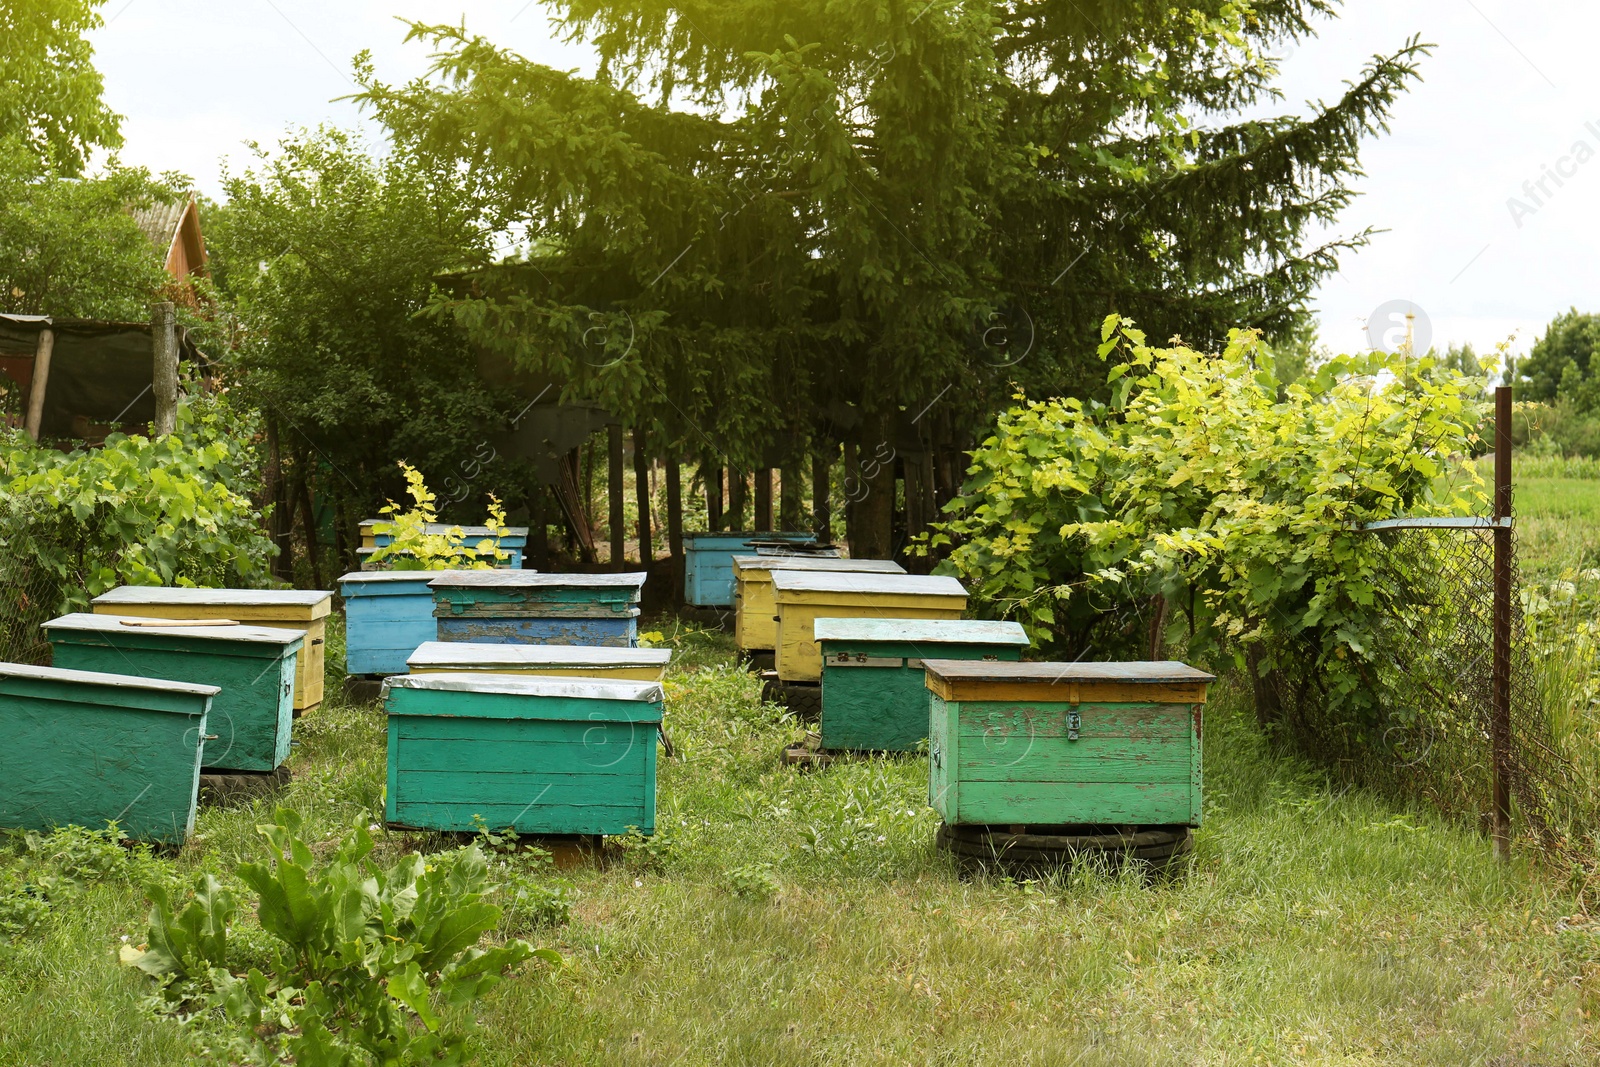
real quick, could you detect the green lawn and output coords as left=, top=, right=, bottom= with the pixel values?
left=3, top=618, right=1598, bottom=1066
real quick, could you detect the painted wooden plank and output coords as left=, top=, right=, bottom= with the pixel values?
left=44, top=616, right=299, bottom=773
left=769, top=571, right=966, bottom=597
left=407, top=641, right=669, bottom=670
left=361, top=520, right=530, bottom=540
left=389, top=770, right=649, bottom=804
left=428, top=571, right=647, bottom=590
left=93, top=586, right=333, bottom=615
left=731, top=555, right=903, bottom=575
left=775, top=603, right=964, bottom=683
left=929, top=692, right=958, bottom=821
left=357, top=548, right=525, bottom=570
left=387, top=672, right=663, bottom=704
left=433, top=600, right=640, bottom=619
left=387, top=801, right=651, bottom=835
left=0, top=664, right=213, bottom=843
left=344, top=589, right=437, bottom=676
left=41, top=612, right=303, bottom=647
left=957, top=702, right=1196, bottom=741
left=815, top=618, right=1027, bottom=647
left=949, top=781, right=1196, bottom=826
left=435, top=615, right=637, bottom=647
left=396, top=716, right=663, bottom=744
left=683, top=531, right=819, bottom=607
left=954, top=741, right=1193, bottom=785
left=929, top=676, right=1210, bottom=705
left=924, top=659, right=1216, bottom=685
left=394, top=737, right=660, bottom=774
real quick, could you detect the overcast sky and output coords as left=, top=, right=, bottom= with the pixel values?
left=87, top=1, right=1599, bottom=361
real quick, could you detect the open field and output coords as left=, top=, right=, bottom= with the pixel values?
left=4, top=616, right=1600, bottom=1066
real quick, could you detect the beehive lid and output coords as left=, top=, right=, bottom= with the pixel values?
left=42, top=612, right=306, bottom=646
left=339, top=569, right=487, bottom=585
left=731, top=555, right=904, bottom=576
left=427, top=571, right=647, bottom=590
left=769, top=571, right=966, bottom=597
left=814, top=618, right=1028, bottom=646
left=387, top=672, right=663, bottom=703
left=684, top=530, right=816, bottom=543
left=922, top=659, right=1215, bottom=703
left=0, top=661, right=220, bottom=698
left=94, top=586, right=332, bottom=614
left=407, top=641, right=671, bottom=670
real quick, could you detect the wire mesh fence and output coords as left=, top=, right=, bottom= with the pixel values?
left=0, top=495, right=92, bottom=666
left=1259, top=520, right=1578, bottom=854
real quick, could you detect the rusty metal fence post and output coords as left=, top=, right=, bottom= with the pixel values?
left=1491, top=384, right=1512, bottom=860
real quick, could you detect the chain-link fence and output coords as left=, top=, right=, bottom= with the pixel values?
left=0, top=496, right=90, bottom=666
left=1258, top=520, right=1577, bottom=853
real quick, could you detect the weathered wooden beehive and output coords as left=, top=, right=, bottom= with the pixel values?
left=358, top=521, right=529, bottom=569
left=407, top=640, right=671, bottom=681
left=770, top=572, right=968, bottom=683
left=428, top=572, right=646, bottom=647
left=91, top=587, right=332, bottom=712
left=815, top=619, right=1029, bottom=752
left=682, top=532, right=826, bottom=607
left=43, top=613, right=302, bottom=773
left=0, top=662, right=218, bottom=843
left=340, top=570, right=475, bottom=676
left=383, top=673, right=663, bottom=835
left=732, top=555, right=905, bottom=654
left=923, top=660, right=1213, bottom=828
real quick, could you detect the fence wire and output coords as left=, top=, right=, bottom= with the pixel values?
left=0, top=495, right=88, bottom=666
left=1263, top=523, right=1573, bottom=852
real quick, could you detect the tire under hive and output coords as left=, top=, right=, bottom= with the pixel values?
left=759, top=673, right=821, bottom=720
left=937, top=823, right=1192, bottom=879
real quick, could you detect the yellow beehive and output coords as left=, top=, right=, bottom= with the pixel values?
left=90, top=587, right=332, bottom=711
left=770, top=572, right=967, bottom=683
left=405, top=641, right=671, bottom=682
left=732, top=555, right=905, bottom=652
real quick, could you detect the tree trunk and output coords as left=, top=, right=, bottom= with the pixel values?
left=812, top=447, right=832, bottom=544
left=728, top=468, right=747, bottom=531
left=754, top=467, right=773, bottom=531
left=608, top=424, right=625, bottom=570
left=847, top=418, right=895, bottom=559
left=705, top=460, right=723, bottom=531
left=1146, top=593, right=1168, bottom=660
left=529, top=481, right=550, bottom=570
left=903, top=453, right=929, bottom=574
left=779, top=460, right=803, bottom=531
left=299, top=474, right=322, bottom=590
left=633, top=427, right=653, bottom=564
left=841, top=439, right=857, bottom=548
left=265, top=417, right=294, bottom=582
left=666, top=453, right=684, bottom=599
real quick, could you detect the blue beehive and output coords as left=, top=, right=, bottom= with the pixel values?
left=341, top=570, right=488, bottom=676
left=682, top=532, right=831, bottom=607
left=429, top=572, right=646, bottom=647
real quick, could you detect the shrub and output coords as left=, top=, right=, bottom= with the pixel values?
left=366, top=461, right=509, bottom=570
left=124, top=809, right=558, bottom=1065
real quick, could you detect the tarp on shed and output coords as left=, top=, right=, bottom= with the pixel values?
left=0, top=315, right=207, bottom=439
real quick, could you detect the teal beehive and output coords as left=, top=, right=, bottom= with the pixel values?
left=384, top=673, right=663, bottom=835
left=43, top=613, right=302, bottom=773
left=0, top=662, right=217, bottom=843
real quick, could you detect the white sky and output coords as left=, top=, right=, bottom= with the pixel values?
left=88, top=1, right=1599, bottom=361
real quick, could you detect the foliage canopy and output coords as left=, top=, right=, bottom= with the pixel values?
left=0, top=0, right=122, bottom=175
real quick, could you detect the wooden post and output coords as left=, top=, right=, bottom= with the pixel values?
left=633, top=427, right=653, bottom=565
left=23, top=327, right=54, bottom=440
left=608, top=424, right=625, bottom=570
left=812, top=448, right=832, bottom=543
left=1492, top=384, right=1513, bottom=860
left=728, top=468, right=747, bottom=532
left=754, top=467, right=774, bottom=531
left=151, top=302, right=179, bottom=436
left=666, top=453, right=684, bottom=598
left=705, top=461, right=723, bottom=531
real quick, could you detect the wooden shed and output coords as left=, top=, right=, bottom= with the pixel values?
left=429, top=572, right=646, bottom=647
left=815, top=619, right=1028, bottom=752
left=923, top=660, right=1213, bottom=829
left=43, top=613, right=302, bottom=773
left=0, top=662, right=217, bottom=843
left=732, top=555, right=905, bottom=654
left=407, top=640, right=670, bottom=681
left=384, top=672, right=663, bottom=835
left=682, top=532, right=826, bottom=607
left=91, top=587, right=332, bottom=712
left=771, top=572, right=968, bottom=683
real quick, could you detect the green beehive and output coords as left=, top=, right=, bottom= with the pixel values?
left=816, top=619, right=1029, bottom=752
left=924, top=660, right=1213, bottom=828
left=384, top=673, right=663, bottom=835
left=44, top=613, right=303, bottom=773
left=0, top=662, right=218, bottom=844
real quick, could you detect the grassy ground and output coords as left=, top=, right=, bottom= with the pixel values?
left=4, top=615, right=1600, bottom=1066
